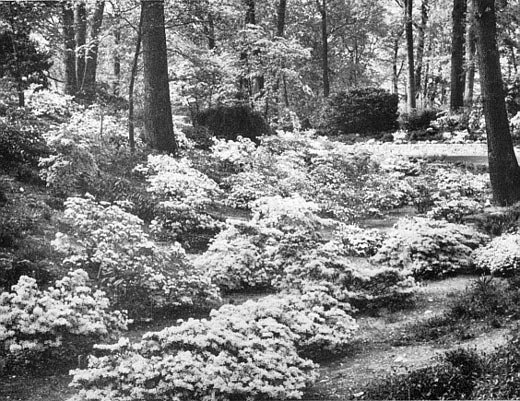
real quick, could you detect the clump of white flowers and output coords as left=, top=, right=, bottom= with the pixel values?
left=372, top=217, right=489, bottom=278
left=135, top=154, right=223, bottom=241
left=0, top=269, right=127, bottom=372
left=69, top=285, right=359, bottom=401
left=473, top=232, right=520, bottom=276
left=55, top=195, right=221, bottom=317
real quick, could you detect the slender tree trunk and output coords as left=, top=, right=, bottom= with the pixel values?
left=317, top=0, right=330, bottom=97
left=392, top=29, right=403, bottom=95
left=141, top=0, right=177, bottom=154
left=82, top=0, right=104, bottom=96
left=62, top=1, right=77, bottom=95
left=415, top=0, right=428, bottom=95
left=405, top=0, right=416, bottom=110
left=277, top=0, right=287, bottom=37
left=74, top=1, right=87, bottom=90
left=244, top=0, right=255, bottom=24
left=206, top=14, right=216, bottom=50
left=464, top=0, right=476, bottom=106
left=113, top=22, right=121, bottom=95
left=128, top=7, right=143, bottom=153
left=450, top=0, right=466, bottom=111
left=473, top=0, right=520, bottom=205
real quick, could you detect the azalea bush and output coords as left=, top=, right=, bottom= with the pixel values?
left=25, top=86, right=78, bottom=118
left=0, top=270, right=127, bottom=373
left=69, top=299, right=320, bottom=401
left=372, top=217, right=489, bottom=279
left=135, top=154, right=223, bottom=243
left=210, top=135, right=257, bottom=172
left=55, top=195, right=221, bottom=317
left=335, top=224, right=387, bottom=257
left=195, top=221, right=283, bottom=291
left=278, top=241, right=416, bottom=311
left=473, top=233, right=520, bottom=276
left=428, top=198, right=485, bottom=223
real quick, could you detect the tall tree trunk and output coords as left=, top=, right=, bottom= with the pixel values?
left=405, top=0, right=416, bottom=110
left=206, top=13, right=216, bottom=50
left=474, top=0, right=520, bottom=205
left=317, top=0, right=330, bottom=97
left=450, top=0, right=466, bottom=111
left=141, top=0, right=177, bottom=154
left=464, top=0, right=476, bottom=106
left=392, top=29, right=404, bottom=95
left=82, top=0, right=104, bottom=96
left=113, top=22, right=121, bottom=95
left=244, top=0, right=255, bottom=24
left=277, top=0, right=287, bottom=37
left=62, top=1, right=77, bottom=95
left=415, top=0, right=429, bottom=95
left=128, top=6, right=143, bottom=153
left=74, top=1, right=87, bottom=90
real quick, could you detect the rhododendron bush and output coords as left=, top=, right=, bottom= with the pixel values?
left=54, top=195, right=220, bottom=317
left=0, top=270, right=127, bottom=372
left=372, top=217, right=489, bottom=278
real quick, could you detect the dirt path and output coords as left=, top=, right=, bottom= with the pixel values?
left=305, top=275, right=510, bottom=400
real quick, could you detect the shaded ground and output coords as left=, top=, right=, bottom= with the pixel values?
left=304, top=275, right=510, bottom=400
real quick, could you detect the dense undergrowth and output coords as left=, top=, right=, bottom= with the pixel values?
left=2, top=89, right=520, bottom=400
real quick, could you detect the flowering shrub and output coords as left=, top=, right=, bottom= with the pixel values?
left=195, top=221, right=283, bottom=291
left=435, top=168, right=489, bottom=198
left=372, top=217, right=489, bottom=279
left=55, top=195, right=221, bottom=317
left=428, top=198, right=485, bottom=223
left=278, top=241, right=416, bottom=310
left=210, top=288, right=358, bottom=360
left=135, top=154, right=223, bottom=242
left=39, top=133, right=99, bottom=197
left=69, top=301, right=318, bottom=401
left=0, top=270, right=126, bottom=372
left=511, top=112, right=520, bottom=140
left=210, top=136, right=257, bottom=172
left=335, top=224, right=387, bottom=257
left=473, top=233, right=520, bottom=276
left=25, top=85, right=78, bottom=118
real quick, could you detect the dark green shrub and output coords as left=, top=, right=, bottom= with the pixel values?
left=399, top=108, right=440, bottom=131
left=362, top=348, right=482, bottom=400
left=317, top=87, right=398, bottom=136
left=0, top=122, right=49, bottom=172
left=472, top=331, right=520, bottom=399
left=193, top=104, right=273, bottom=143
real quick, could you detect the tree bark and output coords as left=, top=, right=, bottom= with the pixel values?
left=113, top=21, right=121, bottom=95
left=405, top=0, right=416, bottom=110
left=82, top=0, right=104, bottom=96
left=141, top=0, right=177, bottom=154
left=128, top=6, right=143, bottom=153
left=474, top=0, right=520, bottom=205
left=450, top=0, right=466, bottom=111
left=244, top=0, right=255, bottom=24
left=277, top=0, right=287, bottom=37
left=464, top=0, right=476, bottom=106
left=61, top=1, right=77, bottom=95
left=415, top=0, right=428, bottom=95
left=317, top=0, right=330, bottom=97
left=74, top=1, right=87, bottom=90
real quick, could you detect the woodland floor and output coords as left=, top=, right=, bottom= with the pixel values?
left=0, top=274, right=512, bottom=401
left=0, top=152, right=511, bottom=401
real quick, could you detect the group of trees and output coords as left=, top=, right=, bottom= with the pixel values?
left=0, top=0, right=520, bottom=203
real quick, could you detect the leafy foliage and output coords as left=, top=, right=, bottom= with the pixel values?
left=193, top=104, right=272, bottom=142
left=473, top=233, right=520, bottom=276
left=372, top=217, right=489, bottom=279
left=0, top=270, right=127, bottom=374
left=317, top=88, right=398, bottom=136
left=54, top=195, right=221, bottom=318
